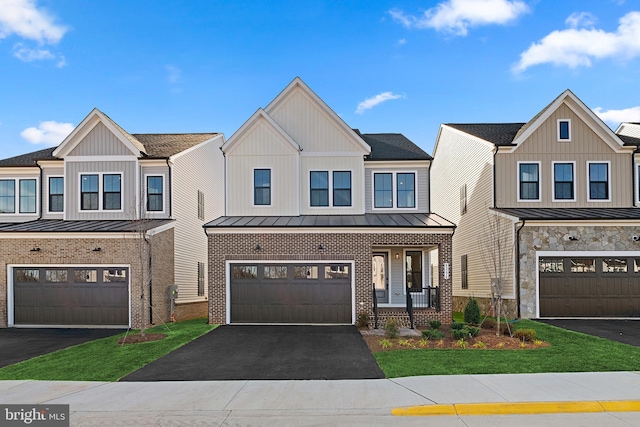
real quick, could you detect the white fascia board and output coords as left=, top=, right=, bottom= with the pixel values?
left=36, top=160, right=64, bottom=167
left=301, top=151, right=365, bottom=158
left=523, top=219, right=640, bottom=227
left=1, top=232, right=144, bottom=239
left=490, top=209, right=521, bottom=222
left=205, top=227, right=455, bottom=235
left=139, top=159, right=170, bottom=167
left=170, top=133, right=225, bottom=161
left=222, top=109, right=300, bottom=155
left=145, top=221, right=176, bottom=237
left=0, top=167, right=39, bottom=176
left=364, top=160, right=431, bottom=169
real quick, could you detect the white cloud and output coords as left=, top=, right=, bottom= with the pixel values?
left=166, top=65, right=181, bottom=83
left=0, top=0, right=67, bottom=44
left=513, top=11, right=640, bottom=73
left=12, top=43, right=66, bottom=66
left=566, top=12, right=597, bottom=29
left=593, top=106, right=640, bottom=125
left=20, top=120, right=74, bottom=146
left=390, top=0, right=529, bottom=36
left=355, top=92, right=403, bottom=114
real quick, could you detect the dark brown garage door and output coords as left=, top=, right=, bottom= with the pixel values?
left=539, top=257, right=640, bottom=317
left=13, top=267, right=129, bottom=326
left=230, top=263, right=352, bottom=323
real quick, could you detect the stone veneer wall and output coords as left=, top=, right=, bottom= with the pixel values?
left=0, top=228, right=174, bottom=329
left=519, top=225, right=640, bottom=318
left=207, top=231, right=453, bottom=325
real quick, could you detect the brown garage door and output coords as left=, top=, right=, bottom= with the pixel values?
left=230, top=263, right=352, bottom=323
left=13, top=267, right=129, bottom=326
left=539, top=257, right=640, bottom=317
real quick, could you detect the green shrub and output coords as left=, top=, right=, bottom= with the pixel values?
left=384, top=320, right=399, bottom=339
left=467, top=326, right=481, bottom=338
left=463, top=298, right=481, bottom=325
left=428, top=320, right=442, bottom=330
left=451, top=321, right=466, bottom=330
left=451, top=327, right=470, bottom=339
left=500, top=322, right=511, bottom=336
left=481, top=318, right=496, bottom=329
left=513, top=328, right=537, bottom=342
left=422, top=329, right=445, bottom=340
left=356, top=312, right=369, bottom=328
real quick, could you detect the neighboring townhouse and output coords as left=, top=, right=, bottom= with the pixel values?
left=0, top=109, right=224, bottom=328
left=204, top=77, right=455, bottom=327
left=431, top=89, right=640, bottom=319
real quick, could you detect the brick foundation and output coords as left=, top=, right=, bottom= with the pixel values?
left=174, top=300, right=208, bottom=322
left=208, top=231, right=453, bottom=325
left=452, top=296, right=518, bottom=320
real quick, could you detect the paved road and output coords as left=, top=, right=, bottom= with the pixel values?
left=2, top=372, right=639, bottom=426
left=536, top=319, right=640, bottom=347
left=0, top=328, right=124, bottom=368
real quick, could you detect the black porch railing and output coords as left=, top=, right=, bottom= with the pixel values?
left=406, top=286, right=440, bottom=329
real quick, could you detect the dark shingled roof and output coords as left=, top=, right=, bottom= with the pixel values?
left=0, top=147, right=57, bottom=167
left=616, top=134, right=640, bottom=152
left=445, top=123, right=526, bottom=146
left=494, top=208, right=640, bottom=221
left=0, top=219, right=174, bottom=233
left=357, top=132, right=431, bottom=161
left=204, top=213, right=455, bottom=229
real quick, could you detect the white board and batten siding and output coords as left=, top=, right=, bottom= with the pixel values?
left=364, top=166, right=429, bottom=213
left=172, top=135, right=225, bottom=300
left=67, top=122, right=136, bottom=157
left=431, top=126, right=516, bottom=300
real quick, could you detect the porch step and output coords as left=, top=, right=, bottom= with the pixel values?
left=359, top=328, right=422, bottom=337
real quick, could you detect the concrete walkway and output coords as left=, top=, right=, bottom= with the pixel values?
left=2, top=372, right=640, bottom=425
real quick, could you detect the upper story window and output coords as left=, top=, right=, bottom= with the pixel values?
left=253, top=169, right=271, bottom=206
left=310, top=170, right=352, bottom=207
left=587, top=162, right=610, bottom=201
left=373, top=172, right=416, bottom=209
left=146, top=176, right=164, bottom=212
left=0, top=178, right=37, bottom=214
left=553, top=162, right=575, bottom=201
left=80, top=173, right=122, bottom=211
left=518, top=162, right=540, bottom=201
left=558, top=119, right=571, bottom=141
left=48, top=177, right=64, bottom=213
left=310, top=171, right=329, bottom=206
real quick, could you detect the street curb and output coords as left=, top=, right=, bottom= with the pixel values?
left=392, top=400, right=640, bottom=416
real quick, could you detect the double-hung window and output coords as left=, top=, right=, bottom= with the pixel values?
left=254, top=169, right=271, bottom=206
left=373, top=172, right=416, bottom=209
left=0, top=178, right=37, bottom=214
left=103, top=174, right=121, bottom=210
left=80, top=175, right=99, bottom=210
left=80, top=173, right=122, bottom=211
left=587, top=162, right=609, bottom=201
left=146, top=176, right=163, bottom=212
left=48, top=177, right=64, bottom=212
left=553, top=162, right=575, bottom=201
left=310, top=171, right=351, bottom=207
left=518, top=162, right=540, bottom=201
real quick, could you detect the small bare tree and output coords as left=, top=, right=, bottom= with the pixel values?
left=479, top=211, right=513, bottom=336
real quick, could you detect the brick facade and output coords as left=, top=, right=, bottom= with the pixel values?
left=207, top=231, right=453, bottom=325
left=0, top=228, right=174, bottom=329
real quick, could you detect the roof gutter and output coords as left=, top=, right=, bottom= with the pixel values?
left=165, top=158, right=173, bottom=218
left=492, top=146, right=498, bottom=208
left=36, top=162, right=43, bottom=220
left=515, top=218, right=526, bottom=319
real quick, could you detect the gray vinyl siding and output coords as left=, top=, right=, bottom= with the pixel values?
left=374, top=247, right=434, bottom=305
left=172, top=136, right=225, bottom=299
left=141, top=165, right=170, bottom=219
left=65, top=161, right=137, bottom=220
left=42, top=166, right=64, bottom=219
left=68, top=122, right=135, bottom=156
left=431, top=126, right=516, bottom=299
left=364, top=167, right=429, bottom=213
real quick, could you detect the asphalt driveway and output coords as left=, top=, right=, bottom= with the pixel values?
left=536, top=319, right=640, bottom=347
left=121, top=325, right=385, bottom=381
left=0, top=328, right=124, bottom=368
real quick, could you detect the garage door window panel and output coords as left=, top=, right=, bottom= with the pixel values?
left=325, top=265, right=349, bottom=279
left=74, top=269, right=98, bottom=283
left=602, top=258, right=627, bottom=273
left=634, top=260, right=640, bottom=273
left=15, top=269, right=39, bottom=282
left=233, top=265, right=257, bottom=279
left=294, top=266, right=318, bottom=279
left=264, top=266, right=288, bottom=279
left=46, top=269, right=68, bottom=283
left=103, top=269, right=127, bottom=282
left=570, top=259, right=595, bottom=273
left=540, top=258, right=564, bottom=273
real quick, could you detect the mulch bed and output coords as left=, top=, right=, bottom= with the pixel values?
left=117, top=333, right=167, bottom=345
left=362, top=328, right=550, bottom=352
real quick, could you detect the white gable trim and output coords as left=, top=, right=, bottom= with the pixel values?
left=222, top=109, right=301, bottom=155
left=264, top=77, right=371, bottom=155
left=508, top=90, right=630, bottom=154
left=53, top=109, right=141, bottom=158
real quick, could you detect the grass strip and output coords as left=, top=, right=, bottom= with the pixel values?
left=375, top=319, right=640, bottom=378
left=0, top=318, right=216, bottom=382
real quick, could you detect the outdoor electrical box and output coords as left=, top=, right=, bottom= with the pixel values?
left=169, top=285, right=178, bottom=300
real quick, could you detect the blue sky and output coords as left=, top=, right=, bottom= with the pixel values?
left=1, top=0, right=640, bottom=159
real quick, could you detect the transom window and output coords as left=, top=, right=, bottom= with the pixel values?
left=588, top=162, right=609, bottom=201
left=310, top=170, right=352, bottom=207
left=254, top=169, right=271, bottom=206
left=48, top=177, right=64, bottom=212
left=518, top=163, right=540, bottom=201
left=373, top=172, right=416, bottom=209
left=146, top=176, right=164, bottom=212
left=558, top=120, right=571, bottom=141
left=553, top=162, right=575, bottom=201
left=0, top=178, right=37, bottom=214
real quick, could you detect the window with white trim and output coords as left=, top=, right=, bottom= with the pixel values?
left=373, top=172, right=416, bottom=209
left=518, top=162, right=540, bottom=201
left=0, top=178, right=37, bottom=214
left=587, top=162, right=609, bottom=201
left=558, top=119, right=571, bottom=141
left=103, top=174, right=121, bottom=210
left=553, top=162, right=575, bottom=201
left=310, top=170, right=351, bottom=207
left=80, top=173, right=122, bottom=211
left=48, top=177, right=64, bottom=212
left=146, top=176, right=164, bottom=212
left=253, top=169, right=271, bottom=206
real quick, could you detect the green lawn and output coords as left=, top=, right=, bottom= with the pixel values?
left=0, top=318, right=216, bottom=382
left=375, top=319, right=640, bottom=378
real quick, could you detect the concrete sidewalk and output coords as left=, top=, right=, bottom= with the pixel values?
left=1, top=372, right=640, bottom=426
